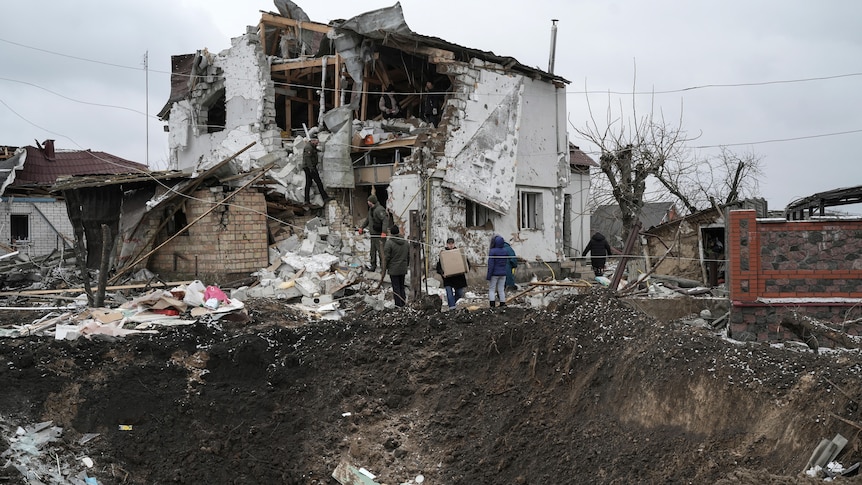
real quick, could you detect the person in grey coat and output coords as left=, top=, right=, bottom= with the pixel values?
left=384, top=225, right=409, bottom=307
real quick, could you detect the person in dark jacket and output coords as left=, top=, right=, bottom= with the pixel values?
left=301, top=137, right=330, bottom=205
left=421, top=81, right=444, bottom=127
left=360, top=194, right=388, bottom=272
left=486, top=235, right=509, bottom=307
left=583, top=232, right=612, bottom=276
left=384, top=225, right=409, bottom=307
left=436, top=237, right=469, bottom=309
left=378, top=85, right=400, bottom=119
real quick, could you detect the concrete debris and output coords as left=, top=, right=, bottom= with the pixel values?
left=0, top=419, right=100, bottom=484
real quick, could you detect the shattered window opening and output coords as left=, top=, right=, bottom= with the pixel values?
left=466, top=200, right=492, bottom=228
left=519, top=191, right=542, bottom=230
left=10, top=214, right=29, bottom=244
left=203, top=89, right=226, bottom=134
left=165, top=206, right=189, bottom=238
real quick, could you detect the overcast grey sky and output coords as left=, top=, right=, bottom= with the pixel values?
left=2, top=1, right=861, bottom=210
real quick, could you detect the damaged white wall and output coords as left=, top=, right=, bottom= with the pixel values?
left=429, top=59, right=571, bottom=265
left=167, top=32, right=285, bottom=174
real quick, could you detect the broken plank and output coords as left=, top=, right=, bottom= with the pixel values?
left=0, top=281, right=194, bottom=297
left=271, top=56, right=337, bottom=72
left=259, top=13, right=331, bottom=34
left=526, top=281, right=592, bottom=288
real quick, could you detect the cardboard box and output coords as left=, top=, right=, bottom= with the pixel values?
left=440, top=248, right=468, bottom=277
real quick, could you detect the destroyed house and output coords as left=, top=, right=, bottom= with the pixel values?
left=0, top=141, right=147, bottom=260
left=159, top=2, right=590, bottom=276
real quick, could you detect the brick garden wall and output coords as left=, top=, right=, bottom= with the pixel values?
left=727, top=210, right=862, bottom=344
left=149, top=188, right=268, bottom=280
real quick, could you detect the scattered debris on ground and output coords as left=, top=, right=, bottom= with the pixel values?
left=3, top=287, right=862, bottom=484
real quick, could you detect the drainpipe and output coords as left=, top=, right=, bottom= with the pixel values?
left=548, top=19, right=559, bottom=74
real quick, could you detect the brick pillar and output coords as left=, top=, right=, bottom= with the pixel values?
left=728, top=210, right=758, bottom=302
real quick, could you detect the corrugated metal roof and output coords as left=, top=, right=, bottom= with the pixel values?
left=12, top=146, right=149, bottom=186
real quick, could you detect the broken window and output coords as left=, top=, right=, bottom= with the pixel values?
left=466, top=200, right=492, bottom=228
left=10, top=214, right=28, bottom=244
left=519, top=191, right=542, bottom=230
left=165, top=205, right=189, bottom=238
left=203, top=89, right=226, bottom=134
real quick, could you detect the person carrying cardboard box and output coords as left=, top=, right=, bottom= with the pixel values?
left=436, top=237, right=469, bottom=309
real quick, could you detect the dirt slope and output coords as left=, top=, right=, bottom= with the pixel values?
left=1, top=290, right=861, bottom=484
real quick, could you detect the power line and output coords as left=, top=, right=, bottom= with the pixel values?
left=0, top=77, right=153, bottom=118
left=5, top=35, right=862, bottom=98
left=693, top=129, right=862, bottom=149
left=567, top=72, right=862, bottom=96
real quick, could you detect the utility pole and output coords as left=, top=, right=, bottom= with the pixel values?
left=144, top=51, right=149, bottom=167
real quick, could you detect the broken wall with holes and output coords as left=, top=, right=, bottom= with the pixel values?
left=166, top=32, right=286, bottom=174
left=424, top=60, right=572, bottom=267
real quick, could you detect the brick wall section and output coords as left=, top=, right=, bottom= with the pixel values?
left=727, top=209, right=862, bottom=345
left=728, top=210, right=862, bottom=300
left=149, top=189, right=268, bottom=279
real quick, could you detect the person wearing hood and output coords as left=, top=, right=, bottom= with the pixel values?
left=583, top=232, right=612, bottom=276
left=486, top=234, right=510, bottom=307
left=384, top=225, right=409, bottom=307
left=360, top=194, right=388, bottom=272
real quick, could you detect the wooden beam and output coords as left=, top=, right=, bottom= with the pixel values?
left=334, top=54, right=342, bottom=108
left=306, top=88, right=314, bottom=126
left=260, top=13, right=331, bottom=34
left=374, top=59, right=392, bottom=89
left=271, top=56, right=337, bottom=72
left=259, top=21, right=267, bottom=56
left=361, top=63, right=369, bottom=121
left=413, top=46, right=455, bottom=60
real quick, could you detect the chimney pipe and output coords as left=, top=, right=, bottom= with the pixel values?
left=43, top=139, right=55, bottom=160
left=548, top=19, right=559, bottom=74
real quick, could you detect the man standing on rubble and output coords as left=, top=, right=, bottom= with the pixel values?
left=384, top=225, right=409, bottom=307
left=301, top=135, right=330, bottom=206
left=360, top=194, right=387, bottom=272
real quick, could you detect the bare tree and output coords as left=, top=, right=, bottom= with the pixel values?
left=655, top=146, right=763, bottom=212
left=573, top=90, right=692, bottom=243
left=572, top=73, right=764, bottom=244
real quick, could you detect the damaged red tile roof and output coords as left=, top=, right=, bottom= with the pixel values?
left=570, top=145, right=598, bottom=167
left=14, top=146, right=149, bottom=186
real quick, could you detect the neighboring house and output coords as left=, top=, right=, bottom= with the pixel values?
left=158, top=2, right=588, bottom=273
left=641, top=198, right=767, bottom=285
left=590, top=202, right=678, bottom=250
left=0, top=141, right=147, bottom=260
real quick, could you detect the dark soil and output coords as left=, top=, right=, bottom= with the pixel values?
left=2, top=289, right=862, bottom=484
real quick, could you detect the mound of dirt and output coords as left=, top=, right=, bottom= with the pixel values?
left=2, top=289, right=862, bottom=484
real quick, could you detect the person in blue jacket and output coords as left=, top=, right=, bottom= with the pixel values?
left=487, top=235, right=510, bottom=307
